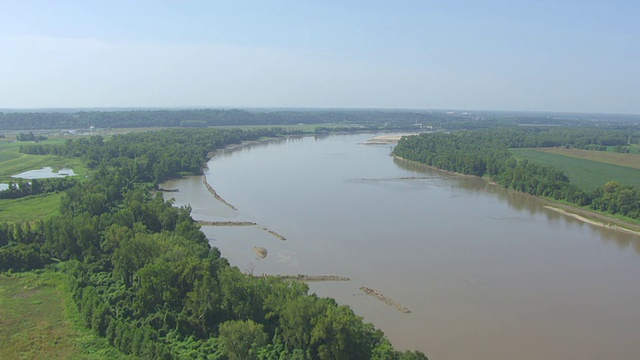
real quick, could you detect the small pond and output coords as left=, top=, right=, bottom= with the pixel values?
left=12, top=167, right=76, bottom=179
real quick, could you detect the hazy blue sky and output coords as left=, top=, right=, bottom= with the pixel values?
left=1, top=1, right=638, bottom=113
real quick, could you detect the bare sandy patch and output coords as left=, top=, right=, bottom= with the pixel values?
left=363, top=134, right=418, bottom=144
left=544, top=206, right=640, bottom=236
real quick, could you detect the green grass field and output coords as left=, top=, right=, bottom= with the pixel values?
left=0, top=271, right=80, bottom=359
left=0, top=138, right=87, bottom=223
left=510, top=148, right=640, bottom=191
left=0, top=271, right=126, bottom=360
left=0, top=193, right=64, bottom=223
left=539, top=147, right=640, bottom=169
left=0, top=139, right=86, bottom=182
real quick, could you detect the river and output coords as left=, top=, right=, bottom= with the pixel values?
left=161, top=133, right=640, bottom=360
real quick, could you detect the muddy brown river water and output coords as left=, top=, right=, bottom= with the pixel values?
left=162, top=133, right=640, bottom=360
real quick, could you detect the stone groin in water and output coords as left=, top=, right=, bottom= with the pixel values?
left=202, top=175, right=238, bottom=210
left=360, top=286, right=411, bottom=313
left=157, top=187, right=179, bottom=192
left=263, top=227, right=286, bottom=241
left=197, top=221, right=257, bottom=226
left=257, top=274, right=350, bottom=282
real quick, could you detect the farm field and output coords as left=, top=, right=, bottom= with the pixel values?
left=510, top=148, right=640, bottom=191
left=539, top=147, right=640, bottom=169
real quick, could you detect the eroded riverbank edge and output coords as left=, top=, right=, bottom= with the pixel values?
left=394, top=155, right=640, bottom=236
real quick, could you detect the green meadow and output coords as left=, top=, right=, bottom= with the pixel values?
left=0, top=138, right=86, bottom=182
left=510, top=148, right=640, bottom=191
left=539, top=147, right=640, bottom=169
left=0, top=137, right=86, bottom=222
left=0, top=193, right=64, bottom=223
left=0, top=271, right=126, bottom=360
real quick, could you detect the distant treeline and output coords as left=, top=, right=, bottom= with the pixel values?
left=1, top=128, right=427, bottom=359
left=16, top=131, right=47, bottom=141
left=0, top=109, right=427, bottom=129
left=394, top=127, right=640, bottom=219
left=2, top=108, right=639, bottom=130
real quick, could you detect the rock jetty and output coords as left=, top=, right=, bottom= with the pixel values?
left=262, top=227, right=286, bottom=241
left=202, top=175, right=238, bottom=210
left=197, top=221, right=257, bottom=226
left=360, top=286, right=411, bottom=313
left=257, top=274, right=349, bottom=282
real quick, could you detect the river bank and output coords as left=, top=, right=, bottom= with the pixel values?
left=361, top=134, right=418, bottom=145
left=393, top=155, right=640, bottom=237
left=542, top=204, right=640, bottom=236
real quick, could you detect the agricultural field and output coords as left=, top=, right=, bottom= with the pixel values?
left=539, top=147, right=640, bottom=169
left=510, top=148, right=640, bottom=191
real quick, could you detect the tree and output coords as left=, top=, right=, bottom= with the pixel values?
left=218, top=319, right=267, bottom=360
left=312, top=304, right=375, bottom=359
left=112, top=232, right=158, bottom=288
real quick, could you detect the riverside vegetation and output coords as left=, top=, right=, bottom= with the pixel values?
left=0, top=127, right=427, bottom=359
left=393, top=127, right=640, bottom=222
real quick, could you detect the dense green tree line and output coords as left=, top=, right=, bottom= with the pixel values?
left=0, top=177, right=77, bottom=199
left=16, top=131, right=47, bottom=141
left=1, top=128, right=427, bottom=359
left=21, top=128, right=289, bottom=184
left=394, top=127, right=640, bottom=220
left=0, top=221, right=51, bottom=271
left=498, top=127, right=634, bottom=148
